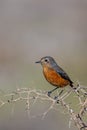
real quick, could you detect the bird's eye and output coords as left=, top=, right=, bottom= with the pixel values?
left=44, top=59, right=48, bottom=62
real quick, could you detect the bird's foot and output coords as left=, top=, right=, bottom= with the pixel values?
left=47, top=92, right=59, bottom=103
left=54, top=96, right=59, bottom=103
left=54, top=96, right=58, bottom=100
left=47, top=91, right=51, bottom=97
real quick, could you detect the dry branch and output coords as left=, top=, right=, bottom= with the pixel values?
left=0, top=84, right=87, bottom=130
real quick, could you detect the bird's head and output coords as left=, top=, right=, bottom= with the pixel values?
left=35, top=56, right=57, bottom=68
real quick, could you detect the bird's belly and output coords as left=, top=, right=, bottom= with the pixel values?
left=43, top=67, right=69, bottom=87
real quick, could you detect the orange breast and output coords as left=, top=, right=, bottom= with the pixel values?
left=43, top=66, right=70, bottom=87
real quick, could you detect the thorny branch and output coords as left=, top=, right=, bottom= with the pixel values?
left=0, top=84, right=87, bottom=130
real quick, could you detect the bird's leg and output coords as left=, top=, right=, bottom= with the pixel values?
left=59, top=89, right=64, bottom=96
left=54, top=89, right=64, bottom=100
left=47, top=87, right=58, bottom=97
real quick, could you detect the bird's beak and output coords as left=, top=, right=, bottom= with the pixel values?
left=35, top=60, right=41, bottom=64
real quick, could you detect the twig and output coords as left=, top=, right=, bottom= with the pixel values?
left=0, top=84, right=87, bottom=130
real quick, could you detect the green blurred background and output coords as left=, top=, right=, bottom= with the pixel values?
left=0, top=0, right=87, bottom=130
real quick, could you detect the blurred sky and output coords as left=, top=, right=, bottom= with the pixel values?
left=0, top=0, right=87, bottom=89
left=0, top=0, right=87, bottom=130
left=0, top=0, right=87, bottom=90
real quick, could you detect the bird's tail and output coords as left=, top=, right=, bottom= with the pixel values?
left=70, top=81, right=74, bottom=88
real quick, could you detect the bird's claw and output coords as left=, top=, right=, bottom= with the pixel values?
left=47, top=91, right=51, bottom=97
left=54, top=96, right=58, bottom=100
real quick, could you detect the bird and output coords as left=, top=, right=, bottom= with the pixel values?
left=35, top=56, right=74, bottom=97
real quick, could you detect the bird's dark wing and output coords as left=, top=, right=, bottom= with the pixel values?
left=53, top=64, right=73, bottom=84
